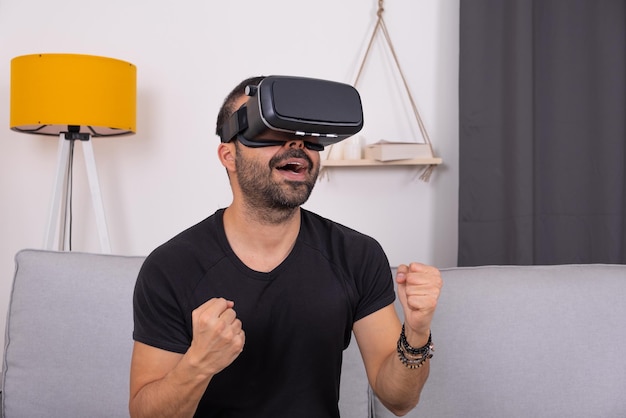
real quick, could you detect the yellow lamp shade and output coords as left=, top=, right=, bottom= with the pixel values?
left=10, top=53, right=136, bottom=137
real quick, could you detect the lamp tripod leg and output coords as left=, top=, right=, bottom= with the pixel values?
left=44, top=134, right=71, bottom=250
left=81, top=138, right=112, bottom=254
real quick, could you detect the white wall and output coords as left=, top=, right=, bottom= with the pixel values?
left=0, top=0, right=459, bottom=353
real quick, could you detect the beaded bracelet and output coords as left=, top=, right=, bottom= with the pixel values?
left=396, top=324, right=434, bottom=369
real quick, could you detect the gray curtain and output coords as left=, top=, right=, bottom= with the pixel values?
left=458, top=0, right=626, bottom=266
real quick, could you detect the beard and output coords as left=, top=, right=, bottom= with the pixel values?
left=235, top=146, right=319, bottom=222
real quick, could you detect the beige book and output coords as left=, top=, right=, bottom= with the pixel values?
left=364, top=140, right=433, bottom=161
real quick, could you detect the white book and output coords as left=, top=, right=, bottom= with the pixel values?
left=364, top=140, right=433, bottom=162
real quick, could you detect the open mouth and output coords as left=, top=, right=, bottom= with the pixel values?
left=276, top=160, right=307, bottom=174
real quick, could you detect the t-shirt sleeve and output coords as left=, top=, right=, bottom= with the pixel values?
left=132, top=251, right=192, bottom=354
left=352, top=237, right=396, bottom=322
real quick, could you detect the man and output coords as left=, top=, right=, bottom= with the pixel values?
left=129, top=75, right=442, bottom=418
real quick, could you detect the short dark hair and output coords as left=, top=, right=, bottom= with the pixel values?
left=215, top=76, right=266, bottom=137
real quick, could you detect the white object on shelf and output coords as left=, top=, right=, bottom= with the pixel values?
left=321, top=141, right=344, bottom=160
left=365, top=140, right=433, bottom=162
left=343, top=136, right=364, bottom=160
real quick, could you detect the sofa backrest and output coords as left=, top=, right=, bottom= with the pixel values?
left=372, top=264, right=626, bottom=418
left=1, top=249, right=371, bottom=418
left=11, top=251, right=621, bottom=417
left=2, top=249, right=145, bottom=418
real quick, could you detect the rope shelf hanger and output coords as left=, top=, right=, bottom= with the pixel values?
left=323, top=0, right=439, bottom=182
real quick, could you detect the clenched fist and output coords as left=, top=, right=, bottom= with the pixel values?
left=188, top=298, right=245, bottom=376
left=395, top=263, right=442, bottom=347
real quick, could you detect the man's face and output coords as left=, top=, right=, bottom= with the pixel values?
left=234, top=132, right=321, bottom=211
left=224, top=94, right=322, bottom=213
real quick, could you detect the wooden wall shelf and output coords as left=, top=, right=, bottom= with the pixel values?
left=321, top=158, right=442, bottom=167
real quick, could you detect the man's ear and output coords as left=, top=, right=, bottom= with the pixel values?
left=218, top=142, right=236, bottom=169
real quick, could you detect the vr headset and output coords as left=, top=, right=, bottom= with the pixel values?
left=218, top=75, right=363, bottom=151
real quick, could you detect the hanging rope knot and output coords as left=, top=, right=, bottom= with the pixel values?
left=377, top=0, right=385, bottom=18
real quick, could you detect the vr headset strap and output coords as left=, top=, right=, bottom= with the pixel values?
left=220, top=106, right=249, bottom=143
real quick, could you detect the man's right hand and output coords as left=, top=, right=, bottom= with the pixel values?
left=188, top=298, right=245, bottom=376
left=129, top=298, right=245, bottom=418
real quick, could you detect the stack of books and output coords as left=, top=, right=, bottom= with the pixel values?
left=364, top=140, right=434, bottom=162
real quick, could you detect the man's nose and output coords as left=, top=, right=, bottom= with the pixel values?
left=286, top=139, right=305, bottom=149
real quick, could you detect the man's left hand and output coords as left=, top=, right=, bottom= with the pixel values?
left=396, top=262, right=442, bottom=347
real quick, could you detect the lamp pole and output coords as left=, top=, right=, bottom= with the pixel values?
left=44, top=127, right=111, bottom=253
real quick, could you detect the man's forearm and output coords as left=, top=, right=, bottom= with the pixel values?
left=130, top=357, right=212, bottom=418
left=373, top=352, right=430, bottom=416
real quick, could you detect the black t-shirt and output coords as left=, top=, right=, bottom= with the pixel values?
left=133, top=208, right=395, bottom=417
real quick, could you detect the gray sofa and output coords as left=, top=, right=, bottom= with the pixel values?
left=2, top=249, right=625, bottom=417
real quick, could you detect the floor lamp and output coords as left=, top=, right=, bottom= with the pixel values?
left=10, top=53, right=136, bottom=253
